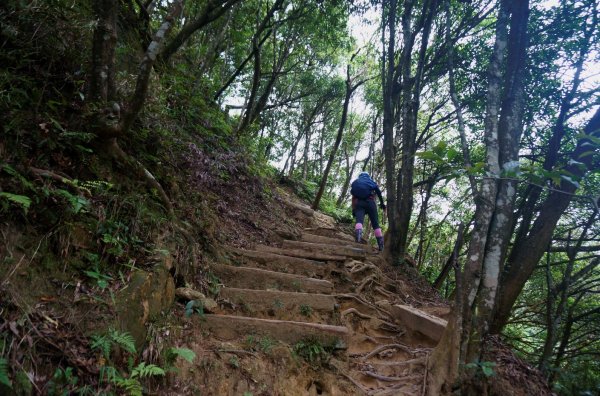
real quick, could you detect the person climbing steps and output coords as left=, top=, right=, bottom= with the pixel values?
left=350, top=172, right=386, bottom=251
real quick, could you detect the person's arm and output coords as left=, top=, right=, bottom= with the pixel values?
left=374, top=186, right=386, bottom=209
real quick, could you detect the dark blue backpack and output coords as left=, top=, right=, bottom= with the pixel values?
left=351, top=179, right=373, bottom=199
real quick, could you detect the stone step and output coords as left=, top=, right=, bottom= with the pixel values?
left=300, top=233, right=367, bottom=249
left=282, top=240, right=367, bottom=259
left=219, top=287, right=338, bottom=323
left=304, top=227, right=355, bottom=242
left=220, top=287, right=337, bottom=312
left=256, top=245, right=348, bottom=262
left=390, top=304, right=447, bottom=342
left=212, top=264, right=333, bottom=294
left=228, top=248, right=330, bottom=278
left=200, top=314, right=349, bottom=345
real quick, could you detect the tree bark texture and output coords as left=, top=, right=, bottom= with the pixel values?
left=382, top=0, right=399, bottom=263
left=491, top=107, right=600, bottom=333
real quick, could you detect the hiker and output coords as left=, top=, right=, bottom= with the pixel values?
left=350, top=172, right=386, bottom=251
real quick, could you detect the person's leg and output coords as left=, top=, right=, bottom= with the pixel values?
left=354, top=201, right=366, bottom=243
left=366, top=200, right=384, bottom=251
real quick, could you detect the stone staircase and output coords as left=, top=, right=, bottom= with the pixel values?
left=193, top=214, right=447, bottom=395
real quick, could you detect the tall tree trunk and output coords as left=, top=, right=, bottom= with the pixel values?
left=382, top=0, right=399, bottom=262
left=90, top=0, right=118, bottom=103
left=491, top=107, right=600, bottom=333
left=427, top=0, right=512, bottom=392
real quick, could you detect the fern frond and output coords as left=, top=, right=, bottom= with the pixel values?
left=114, top=377, right=143, bottom=396
left=167, top=347, right=196, bottom=364
left=99, top=365, right=119, bottom=384
left=131, top=362, right=165, bottom=379
left=0, top=357, right=11, bottom=388
left=90, top=334, right=111, bottom=359
left=109, top=329, right=136, bottom=354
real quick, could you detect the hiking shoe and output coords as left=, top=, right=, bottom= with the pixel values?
left=376, top=236, right=384, bottom=251
left=355, top=229, right=363, bottom=243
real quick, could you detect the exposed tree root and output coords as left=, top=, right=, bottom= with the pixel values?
left=421, top=354, right=430, bottom=396
left=341, top=372, right=370, bottom=395
left=361, top=344, right=414, bottom=361
left=362, top=335, right=382, bottom=344
left=375, top=286, right=395, bottom=298
left=217, top=349, right=258, bottom=358
left=105, top=137, right=174, bottom=216
left=29, top=167, right=92, bottom=196
left=368, top=384, right=415, bottom=396
left=378, top=321, right=403, bottom=333
left=362, top=371, right=423, bottom=382
left=368, top=357, right=426, bottom=367
left=335, top=293, right=393, bottom=320
left=342, top=308, right=373, bottom=320
left=351, top=262, right=379, bottom=275
left=357, top=275, right=377, bottom=293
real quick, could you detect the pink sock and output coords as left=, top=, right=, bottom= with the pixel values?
left=374, top=228, right=383, bottom=237
left=355, top=223, right=363, bottom=230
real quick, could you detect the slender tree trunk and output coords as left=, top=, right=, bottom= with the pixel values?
left=433, top=223, right=465, bottom=289
left=539, top=210, right=595, bottom=374
left=382, top=0, right=399, bottom=262
left=491, top=107, right=600, bottom=333
left=302, top=128, right=312, bottom=180
left=337, top=148, right=358, bottom=207
left=312, top=59, right=364, bottom=210
left=427, top=0, right=511, bottom=392
left=90, top=0, right=118, bottom=103
left=159, top=0, right=243, bottom=64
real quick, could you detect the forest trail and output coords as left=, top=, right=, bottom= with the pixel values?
left=181, top=200, right=449, bottom=395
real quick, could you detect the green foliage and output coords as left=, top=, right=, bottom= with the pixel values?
left=0, top=357, right=11, bottom=388
left=165, top=347, right=196, bottom=365
left=90, top=329, right=136, bottom=360
left=0, top=192, right=31, bottom=213
left=319, top=197, right=353, bottom=223
left=228, top=356, right=240, bottom=369
left=47, top=367, right=79, bottom=396
left=83, top=253, right=112, bottom=289
left=292, top=338, right=336, bottom=368
left=299, top=304, right=313, bottom=317
left=184, top=300, right=205, bottom=318
left=245, top=335, right=275, bottom=354
left=463, top=361, right=496, bottom=378
left=112, top=376, right=144, bottom=396
left=130, top=362, right=165, bottom=379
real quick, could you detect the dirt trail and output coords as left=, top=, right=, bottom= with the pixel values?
left=175, top=201, right=448, bottom=395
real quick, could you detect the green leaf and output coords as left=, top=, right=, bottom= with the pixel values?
left=167, top=348, right=196, bottom=364
left=130, top=362, right=165, bottom=379
left=433, top=140, right=448, bottom=156
left=447, top=147, right=459, bottom=161
left=0, top=192, right=31, bottom=211
left=0, top=358, right=11, bottom=388
left=109, top=330, right=136, bottom=354
left=90, top=334, right=111, bottom=359
left=481, top=364, right=495, bottom=377
left=416, top=151, right=444, bottom=163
